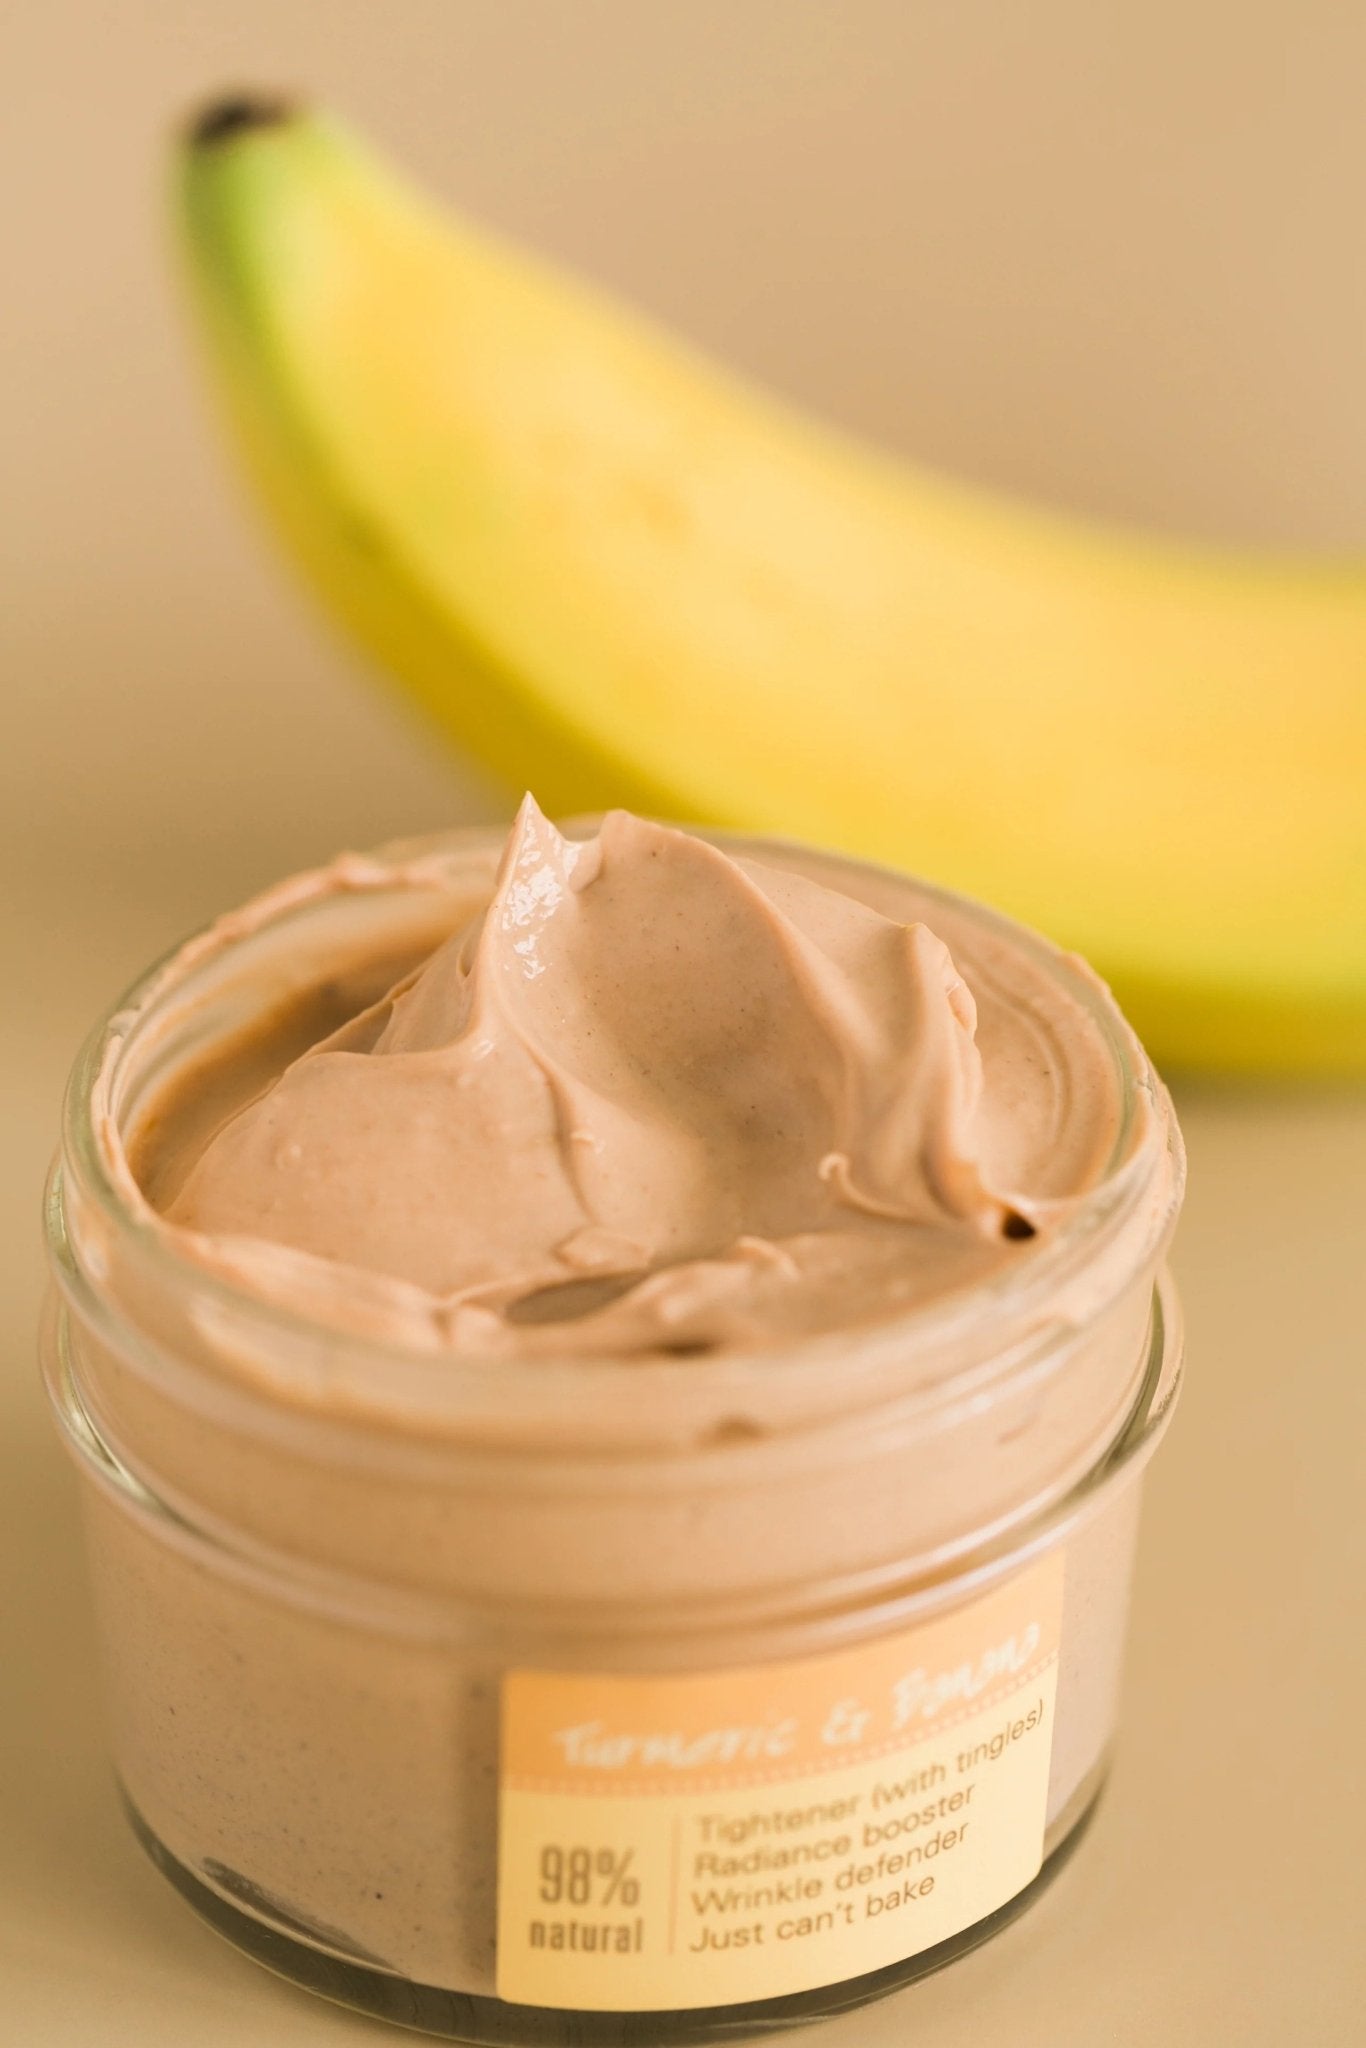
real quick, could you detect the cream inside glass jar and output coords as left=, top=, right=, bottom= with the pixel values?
left=42, top=823, right=1185, bottom=2042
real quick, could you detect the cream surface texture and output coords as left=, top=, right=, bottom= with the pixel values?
left=159, top=798, right=1123, bottom=1356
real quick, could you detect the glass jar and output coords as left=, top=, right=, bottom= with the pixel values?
left=41, top=827, right=1185, bottom=2042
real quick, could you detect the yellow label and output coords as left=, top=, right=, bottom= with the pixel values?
left=496, top=1549, right=1064, bottom=2011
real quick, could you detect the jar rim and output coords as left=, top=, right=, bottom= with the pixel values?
left=52, top=820, right=1185, bottom=1446
left=42, top=1269, right=1184, bottom=1639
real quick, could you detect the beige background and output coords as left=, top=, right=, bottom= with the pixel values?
left=3, top=4, right=1364, bottom=2042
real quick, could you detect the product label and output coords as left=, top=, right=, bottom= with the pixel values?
left=496, top=1549, right=1064, bottom=2010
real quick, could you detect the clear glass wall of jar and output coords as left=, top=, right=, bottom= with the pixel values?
left=41, top=830, right=1185, bottom=2043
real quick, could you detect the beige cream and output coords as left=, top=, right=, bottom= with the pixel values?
left=154, top=798, right=1134, bottom=1357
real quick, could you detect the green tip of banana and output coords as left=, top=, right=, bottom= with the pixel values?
left=170, top=95, right=1366, bottom=1077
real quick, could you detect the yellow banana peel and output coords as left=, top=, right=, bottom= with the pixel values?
left=174, top=98, right=1366, bottom=1074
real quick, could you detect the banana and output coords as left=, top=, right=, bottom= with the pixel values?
left=174, top=97, right=1366, bottom=1074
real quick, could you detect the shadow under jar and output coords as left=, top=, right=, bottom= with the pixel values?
left=42, top=825, right=1185, bottom=2043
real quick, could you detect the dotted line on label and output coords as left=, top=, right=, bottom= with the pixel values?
left=504, top=1650, right=1058, bottom=1798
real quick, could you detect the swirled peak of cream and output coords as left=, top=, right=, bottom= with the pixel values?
left=161, top=799, right=1100, bottom=1356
